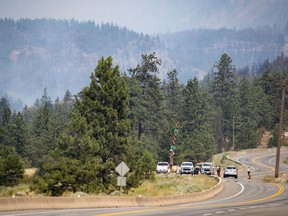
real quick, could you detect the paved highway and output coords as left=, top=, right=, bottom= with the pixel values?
left=1, top=148, right=287, bottom=216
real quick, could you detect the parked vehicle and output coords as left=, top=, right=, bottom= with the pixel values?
left=156, top=162, right=170, bottom=173
left=193, top=165, right=202, bottom=175
left=180, top=162, right=194, bottom=175
left=195, top=162, right=204, bottom=169
left=193, top=162, right=204, bottom=175
left=223, top=166, right=238, bottom=178
left=202, top=162, right=215, bottom=175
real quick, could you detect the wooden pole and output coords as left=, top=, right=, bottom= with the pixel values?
left=275, top=78, right=285, bottom=178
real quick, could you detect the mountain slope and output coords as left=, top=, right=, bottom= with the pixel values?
left=0, top=18, right=287, bottom=108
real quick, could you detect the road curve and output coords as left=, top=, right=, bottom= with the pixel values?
left=1, top=148, right=287, bottom=216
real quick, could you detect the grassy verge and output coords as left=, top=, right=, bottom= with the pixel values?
left=129, top=174, right=218, bottom=196
left=1, top=169, right=218, bottom=197
left=0, top=184, right=31, bottom=197
left=212, top=152, right=243, bottom=170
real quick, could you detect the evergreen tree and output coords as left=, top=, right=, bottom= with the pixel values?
left=128, top=52, right=162, bottom=142
left=37, top=57, right=136, bottom=195
left=181, top=78, right=215, bottom=162
left=0, top=97, right=11, bottom=145
left=236, top=78, right=262, bottom=150
left=126, top=150, right=155, bottom=189
left=159, top=69, right=184, bottom=163
left=255, top=69, right=283, bottom=126
left=27, top=88, right=55, bottom=166
left=9, top=112, right=29, bottom=160
left=0, top=144, right=24, bottom=186
left=211, top=53, right=239, bottom=152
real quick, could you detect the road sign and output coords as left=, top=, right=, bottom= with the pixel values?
left=115, top=161, right=130, bottom=176
left=117, top=177, right=126, bottom=186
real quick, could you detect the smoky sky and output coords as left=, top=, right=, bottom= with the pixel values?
left=1, top=0, right=287, bottom=35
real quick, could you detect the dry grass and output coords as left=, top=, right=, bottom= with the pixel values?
left=0, top=184, right=30, bottom=197
left=264, top=173, right=288, bottom=184
left=263, top=175, right=276, bottom=183
left=24, top=168, right=37, bottom=177
left=212, top=152, right=243, bottom=170
left=129, top=174, right=217, bottom=196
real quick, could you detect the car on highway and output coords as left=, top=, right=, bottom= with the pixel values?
left=156, top=162, right=170, bottom=173
left=223, top=166, right=238, bottom=178
left=202, top=162, right=215, bottom=175
left=179, top=161, right=194, bottom=175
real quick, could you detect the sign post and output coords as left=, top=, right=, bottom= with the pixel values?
left=115, top=161, right=130, bottom=191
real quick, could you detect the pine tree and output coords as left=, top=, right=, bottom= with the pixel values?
left=159, top=69, right=184, bottom=163
left=128, top=52, right=162, bottom=141
left=237, top=78, right=262, bottom=150
left=9, top=112, right=29, bottom=160
left=27, top=88, right=55, bottom=166
left=211, top=53, right=239, bottom=152
left=255, top=69, right=283, bottom=126
left=39, top=56, right=133, bottom=195
left=0, top=144, right=24, bottom=186
left=0, top=97, right=11, bottom=145
left=181, top=78, right=215, bottom=162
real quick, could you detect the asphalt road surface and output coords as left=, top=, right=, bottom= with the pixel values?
left=1, top=148, right=287, bottom=216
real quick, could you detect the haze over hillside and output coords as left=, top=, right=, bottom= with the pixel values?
left=0, top=0, right=288, bottom=109
left=1, top=0, right=287, bottom=34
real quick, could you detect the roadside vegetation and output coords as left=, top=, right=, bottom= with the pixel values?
left=212, top=152, right=243, bottom=170
left=0, top=170, right=217, bottom=197
left=129, top=174, right=217, bottom=196
left=263, top=173, right=288, bottom=184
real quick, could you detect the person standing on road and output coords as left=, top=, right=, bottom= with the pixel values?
left=217, top=165, right=221, bottom=177
left=247, top=166, right=251, bottom=180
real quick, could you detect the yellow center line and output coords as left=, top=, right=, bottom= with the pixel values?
left=95, top=183, right=285, bottom=216
left=252, top=154, right=276, bottom=173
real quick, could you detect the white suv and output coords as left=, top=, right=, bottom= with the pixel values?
left=156, top=162, right=170, bottom=173
left=223, top=166, right=238, bottom=178
left=180, top=162, right=194, bottom=175
left=202, top=162, right=215, bottom=175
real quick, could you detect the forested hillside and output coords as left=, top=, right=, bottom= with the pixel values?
left=162, top=26, right=287, bottom=80
left=1, top=52, right=288, bottom=196
left=0, top=18, right=287, bottom=109
left=0, top=18, right=167, bottom=107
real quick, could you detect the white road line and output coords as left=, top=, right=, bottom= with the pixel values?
left=181, top=181, right=245, bottom=207
left=217, top=182, right=245, bottom=201
left=235, top=155, right=256, bottom=171
left=269, top=203, right=283, bottom=206
left=269, top=158, right=275, bottom=166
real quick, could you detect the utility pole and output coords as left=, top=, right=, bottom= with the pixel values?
left=275, top=77, right=286, bottom=178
